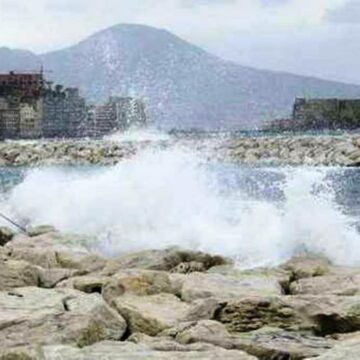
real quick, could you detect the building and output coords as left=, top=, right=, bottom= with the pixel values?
left=0, top=71, right=147, bottom=139
left=92, top=97, right=146, bottom=137
left=42, top=87, right=87, bottom=138
left=0, top=72, right=44, bottom=99
left=19, top=101, right=43, bottom=138
left=293, top=98, right=360, bottom=130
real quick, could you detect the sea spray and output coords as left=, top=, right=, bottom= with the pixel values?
left=4, top=145, right=360, bottom=268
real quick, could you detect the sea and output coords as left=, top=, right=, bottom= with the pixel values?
left=0, top=129, right=360, bottom=269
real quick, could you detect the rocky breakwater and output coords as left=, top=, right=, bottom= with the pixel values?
left=2, top=134, right=360, bottom=167
left=0, top=139, right=159, bottom=167
left=220, top=134, right=360, bottom=166
left=1, top=226, right=360, bottom=359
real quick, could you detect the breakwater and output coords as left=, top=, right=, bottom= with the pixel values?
left=1, top=134, right=360, bottom=166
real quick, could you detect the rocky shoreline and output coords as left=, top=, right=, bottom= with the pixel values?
left=1, top=134, right=360, bottom=167
left=0, top=225, right=360, bottom=359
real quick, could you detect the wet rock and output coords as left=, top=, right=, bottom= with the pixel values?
left=113, top=293, right=193, bottom=336
left=0, top=226, right=15, bottom=246
left=40, top=341, right=257, bottom=360
left=0, top=287, right=127, bottom=348
left=0, top=259, right=39, bottom=290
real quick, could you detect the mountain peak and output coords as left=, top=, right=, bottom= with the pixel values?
left=1, top=25, right=360, bottom=129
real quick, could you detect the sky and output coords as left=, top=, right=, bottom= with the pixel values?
left=0, top=0, right=359, bottom=84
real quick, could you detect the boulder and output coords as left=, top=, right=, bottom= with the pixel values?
left=57, top=275, right=109, bottom=294
left=0, top=226, right=15, bottom=246
left=161, top=320, right=237, bottom=348
left=180, top=272, right=283, bottom=302
left=102, top=248, right=228, bottom=275
left=113, top=293, right=193, bottom=336
left=215, top=295, right=360, bottom=335
left=40, top=341, right=257, bottom=360
left=0, top=259, right=39, bottom=290
left=6, top=232, right=106, bottom=271
left=0, top=287, right=127, bottom=348
left=38, top=267, right=82, bottom=288
left=286, top=295, right=360, bottom=335
left=162, top=320, right=334, bottom=359
left=234, top=327, right=334, bottom=359
left=280, top=254, right=332, bottom=280
left=290, top=274, right=360, bottom=296
left=58, top=269, right=173, bottom=303
left=214, top=296, right=305, bottom=333
left=306, top=334, right=360, bottom=360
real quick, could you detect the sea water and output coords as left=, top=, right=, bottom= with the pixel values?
left=0, top=140, right=360, bottom=269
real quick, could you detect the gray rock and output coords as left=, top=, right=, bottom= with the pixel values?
left=180, top=272, right=283, bottom=302
left=40, top=341, right=257, bottom=359
left=215, top=295, right=360, bottom=335
left=102, top=248, right=228, bottom=275
left=306, top=334, right=360, bottom=360
left=162, top=320, right=334, bottom=359
left=6, top=232, right=106, bottom=271
left=0, top=287, right=127, bottom=348
left=280, top=254, right=332, bottom=280
left=38, top=267, right=82, bottom=288
left=0, top=259, right=39, bottom=290
left=113, top=293, right=193, bottom=336
left=290, top=274, right=360, bottom=296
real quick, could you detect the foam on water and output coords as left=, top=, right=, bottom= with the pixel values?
left=3, top=145, right=360, bottom=268
left=103, top=127, right=171, bottom=143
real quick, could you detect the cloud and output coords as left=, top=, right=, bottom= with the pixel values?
left=326, top=0, right=360, bottom=23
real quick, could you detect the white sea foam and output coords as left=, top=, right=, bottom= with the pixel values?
left=3, top=145, right=360, bottom=268
left=103, top=127, right=172, bottom=143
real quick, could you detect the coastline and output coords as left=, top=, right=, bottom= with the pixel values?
left=0, top=227, right=359, bottom=359
left=0, top=134, right=360, bottom=167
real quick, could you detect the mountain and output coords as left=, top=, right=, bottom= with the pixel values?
left=1, top=24, right=360, bottom=129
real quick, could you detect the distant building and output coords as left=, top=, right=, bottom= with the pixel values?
left=42, top=87, right=87, bottom=138
left=0, top=71, right=147, bottom=139
left=293, top=98, right=360, bottom=130
left=93, top=97, right=146, bottom=137
left=0, top=72, right=44, bottom=99
left=265, top=97, right=360, bottom=131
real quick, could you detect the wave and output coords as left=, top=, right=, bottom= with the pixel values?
left=3, top=145, right=360, bottom=268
